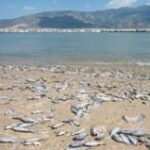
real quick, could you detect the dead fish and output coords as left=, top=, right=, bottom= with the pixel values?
left=71, top=106, right=84, bottom=118
left=91, top=95, right=102, bottom=107
left=95, top=132, right=105, bottom=141
left=5, top=123, right=33, bottom=130
left=13, top=116, right=38, bottom=123
left=23, top=137, right=45, bottom=146
left=83, top=141, right=102, bottom=147
left=73, top=120, right=81, bottom=126
left=110, top=127, right=121, bottom=137
left=62, top=118, right=74, bottom=125
left=91, top=126, right=105, bottom=140
left=5, top=123, right=18, bottom=130
left=62, top=118, right=80, bottom=127
left=127, top=135, right=139, bottom=145
left=121, top=128, right=150, bottom=137
left=51, top=97, right=63, bottom=104
left=12, top=126, right=33, bottom=133
left=69, top=141, right=84, bottom=148
left=73, top=131, right=87, bottom=141
left=51, top=123, right=64, bottom=129
left=17, top=123, right=33, bottom=128
left=25, top=78, right=36, bottom=83
left=71, top=102, right=89, bottom=118
left=122, top=114, right=145, bottom=123
left=113, top=133, right=138, bottom=145
left=55, top=130, right=68, bottom=136
left=0, top=135, right=19, bottom=143
left=72, top=129, right=85, bottom=136
left=112, top=134, right=125, bottom=143
left=27, top=96, right=41, bottom=101
left=119, top=134, right=131, bottom=145
left=91, top=126, right=98, bottom=136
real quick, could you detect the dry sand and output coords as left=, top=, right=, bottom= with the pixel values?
left=0, top=64, right=150, bottom=150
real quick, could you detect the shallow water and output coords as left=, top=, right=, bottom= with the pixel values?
left=0, top=32, right=150, bottom=65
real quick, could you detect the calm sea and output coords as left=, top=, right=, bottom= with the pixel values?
left=0, top=32, right=150, bottom=65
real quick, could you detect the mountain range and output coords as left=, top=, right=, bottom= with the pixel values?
left=0, top=5, right=150, bottom=29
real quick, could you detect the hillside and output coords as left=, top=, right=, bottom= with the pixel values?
left=0, top=5, right=150, bottom=29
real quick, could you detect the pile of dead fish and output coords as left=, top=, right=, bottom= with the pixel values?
left=65, top=126, right=105, bottom=150
left=0, top=111, right=53, bottom=146
left=71, top=102, right=90, bottom=118
left=110, top=127, right=150, bottom=149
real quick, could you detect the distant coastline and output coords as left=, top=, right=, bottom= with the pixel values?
left=0, top=28, right=150, bottom=33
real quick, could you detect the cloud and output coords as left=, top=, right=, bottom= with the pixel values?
left=23, top=6, right=36, bottom=12
left=107, top=0, right=138, bottom=9
left=146, top=1, right=150, bottom=6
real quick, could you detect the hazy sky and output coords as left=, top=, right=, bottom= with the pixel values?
left=0, top=0, right=150, bottom=19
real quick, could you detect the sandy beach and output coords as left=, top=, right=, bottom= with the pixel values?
left=0, top=64, right=150, bottom=150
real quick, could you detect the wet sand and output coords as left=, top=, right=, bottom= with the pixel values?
left=0, top=64, right=150, bottom=150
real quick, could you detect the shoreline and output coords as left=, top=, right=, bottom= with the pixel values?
left=1, top=28, right=150, bottom=33
left=0, top=59, right=150, bottom=68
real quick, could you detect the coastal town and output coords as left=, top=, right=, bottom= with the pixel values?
left=1, top=28, right=150, bottom=33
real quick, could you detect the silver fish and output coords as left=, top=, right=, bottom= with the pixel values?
left=23, top=137, right=45, bottom=146
left=127, top=135, right=139, bottom=145
left=112, top=134, right=125, bottom=143
left=17, top=123, right=33, bottom=128
left=5, top=123, right=18, bottom=130
left=95, top=132, right=105, bottom=141
left=83, top=141, right=102, bottom=147
left=5, top=123, right=33, bottom=130
left=73, top=132, right=87, bottom=141
left=72, top=129, right=85, bottom=136
left=13, top=116, right=38, bottom=123
left=69, top=141, right=84, bottom=148
left=119, top=134, right=131, bottom=145
left=71, top=106, right=84, bottom=118
left=62, top=118, right=74, bottom=125
left=12, top=125, right=34, bottom=133
left=55, top=130, right=68, bottom=136
left=27, top=96, right=41, bottom=101
left=121, top=128, right=150, bottom=137
left=122, top=114, right=145, bottom=123
left=131, top=130, right=150, bottom=137
left=72, top=120, right=80, bottom=127
left=90, top=126, right=98, bottom=136
left=62, top=118, right=80, bottom=127
left=51, top=123, right=64, bottom=129
left=90, top=126, right=105, bottom=140
left=0, top=135, right=19, bottom=143
left=110, top=127, right=121, bottom=137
